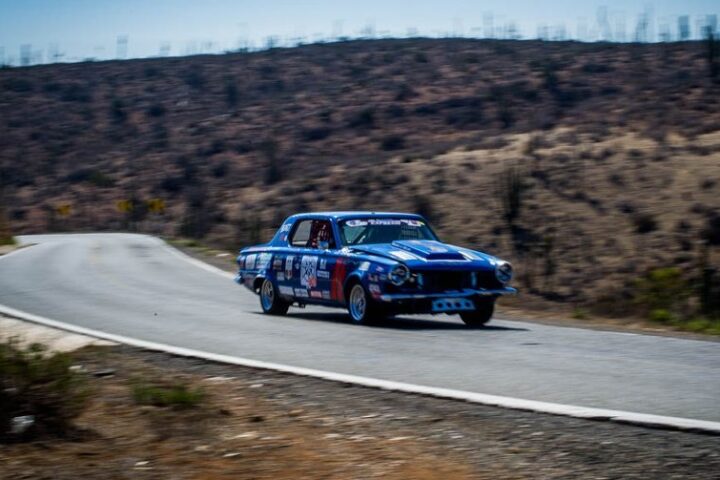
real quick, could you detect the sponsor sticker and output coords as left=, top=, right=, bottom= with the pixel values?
left=317, top=270, right=330, bottom=279
left=256, top=253, right=272, bottom=270
left=279, top=286, right=294, bottom=296
left=280, top=223, right=292, bottom=232
left=273, top=257, right=283, bottom=271
left=310, top=290, right=323, bottom=298
left=285, top=255, right=295, bottom=280
left=276, top=272, right=285, bottom=282
left=389, top=250, right=417, bottom=261
left=294, top=288, right=309, bottom=298
left=319, top=258, right=328, bottom=270
left=321, top=290, right=331, bottom=299
left=368, top=284, right=381, bottom=294
left=345, top=219, right=425, bottom=227
left=358, top=261, right=371, bottom=271
left=245, top=254, right=257, bottom=270
left=379, top=219, right=408, bottom=225
left=301, top=255, right=318, bottom=288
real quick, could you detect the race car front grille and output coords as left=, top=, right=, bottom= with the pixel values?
left=474, top=270, right=504, bottom=290
left=420, top=271, right=471, bottom=292
left=411, top=270, right=502, bottom=292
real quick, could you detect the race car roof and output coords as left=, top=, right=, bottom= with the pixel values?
left=287, top=211, right=425, bottom=221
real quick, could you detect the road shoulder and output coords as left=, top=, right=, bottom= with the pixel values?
left=1, top=314, right=719, bottom=479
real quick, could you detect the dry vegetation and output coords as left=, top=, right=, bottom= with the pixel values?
left=3, top=343, right=720, bottom=479
left=1, top=38, right=719, bottom=324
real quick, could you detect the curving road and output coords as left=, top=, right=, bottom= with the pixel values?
left=1, top=233, right=719, bottom=422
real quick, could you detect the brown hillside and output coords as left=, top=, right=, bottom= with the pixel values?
left=1, top=38, right=719, bottom=311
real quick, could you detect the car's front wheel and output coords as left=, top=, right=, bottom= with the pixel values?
left=347, top=283, right=385, bottom=325
left=460, top=298, right=495, bottom=327
left=260, top=278, right=290, bottom=315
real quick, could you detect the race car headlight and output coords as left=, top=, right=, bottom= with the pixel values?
left=389, top=264, right=410, bottom=286
left=495, top=261, right=513, bottom=284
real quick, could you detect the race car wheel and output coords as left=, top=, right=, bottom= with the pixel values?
left=260, top=279, right=290, bottom=315
left=460, top=298, right=495, bottom=327
left=347, top=283, right=384, bottom=324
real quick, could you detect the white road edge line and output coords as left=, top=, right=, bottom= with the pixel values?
left=0, top=244, right=36, bottom=262
left=155, top=237, right=236, bottom=280
left=2, top=236, right=719, bottom=435
left=0, top=302, right=718, bottom=435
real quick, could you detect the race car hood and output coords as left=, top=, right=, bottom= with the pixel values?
left=348, top=240, right=497, bottom=271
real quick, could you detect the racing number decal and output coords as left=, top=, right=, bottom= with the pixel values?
left=300, top=255, right=318, bottom=288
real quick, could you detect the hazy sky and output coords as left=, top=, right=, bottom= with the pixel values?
left=0, top=0, right=718, bottom=64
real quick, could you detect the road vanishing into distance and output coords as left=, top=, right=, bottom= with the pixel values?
left=1, top=234, right=719, bottom=422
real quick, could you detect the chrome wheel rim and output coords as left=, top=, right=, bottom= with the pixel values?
left=349, top=285, right=366, bottom=322
left=261, top=280, right=274, bottom=311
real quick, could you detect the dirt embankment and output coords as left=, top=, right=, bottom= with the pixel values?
left=1, top=316, right=719, bottom=479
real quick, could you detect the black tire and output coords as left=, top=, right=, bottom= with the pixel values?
left=259, top=278, right=290, bottom=315
left=346, top=282, right=386, bottom=325
left=460, top=298, right=495, bottom=327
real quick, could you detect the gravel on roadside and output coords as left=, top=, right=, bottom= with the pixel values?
left=3, top=341, right=716, bottom=480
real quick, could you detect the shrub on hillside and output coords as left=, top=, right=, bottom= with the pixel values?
left=183, top=66, right=206, bottom=90
left=581, top=62, right=614, bottom=74
left=60, top=83, right=92, bottom=103
left=496, top=166, right=526, bottom=227
left=412, top=195, right=434, bottom=223
left=65, top=169, right=115, bottom=187
left=211, top=160, right=229, bottom=178
left=110, top=98, right=127, bottom=124
left=225, top=80, right=239, bottom=108
left=146, top=103, right=166, bottom=118
left=632, top=212, right=658, bottom=234
left=160, top=176, right=184, bottom=194
left=346, top=107, right=375, bottom=129
left=0, top=341, right=89, bottom=442
left=2, top=78, right=34, bottom=93
left=300, top=126, right=332, bottom=142
left=633, top=267, right=690, bottom=315
left=0, top=204, right=14, bottom=245
left=179, top=186, right=212, bottom=238
left=394, top=83, right=417, bottom=101
left=235, top=213, right=264, bottom=246
left=379, top=134, right=405, bottom=151
left=702, top=214, right=720, bottom=245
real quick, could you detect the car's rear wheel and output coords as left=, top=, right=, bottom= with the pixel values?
left=347, top=283, right=384, bottom=325
left=260, top=278, right=290, bottom=315
left=460, top=298, right=495, bottom=327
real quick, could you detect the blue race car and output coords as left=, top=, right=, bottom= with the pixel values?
left=235, top=212, right=516, bottom=326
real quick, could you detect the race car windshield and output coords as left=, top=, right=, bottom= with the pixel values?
left=339, top=218, right=437, bottom=245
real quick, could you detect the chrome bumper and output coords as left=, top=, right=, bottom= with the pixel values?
left=379, top=287, right=517, bottom=302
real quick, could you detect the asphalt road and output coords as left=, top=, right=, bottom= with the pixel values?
left=1, top=233, right=719, bottom=422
